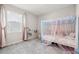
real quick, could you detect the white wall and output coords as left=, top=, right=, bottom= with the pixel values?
left=0, top=5, right=2, bottom=47
left=38, top=5, right=76, bottom=33
left=26, top=12, right=38, bottom=39
left=76, top=5, right=79, bottom=16
left=26, top=12, right=38, bottom=30
left=39, top=5, right=76, bottom=20
left=76, top=5, right=79, bottom=50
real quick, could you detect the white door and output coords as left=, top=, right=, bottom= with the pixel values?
left=6, top=10, right=23, bottom=46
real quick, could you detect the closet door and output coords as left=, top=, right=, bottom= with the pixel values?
left=6, top=10, right=23, bottom=45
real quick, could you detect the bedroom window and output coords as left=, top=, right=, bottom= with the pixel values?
left=6, top=10, right=23, bottom=33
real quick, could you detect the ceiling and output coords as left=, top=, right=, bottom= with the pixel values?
left=13, top=4, right=73, bottom=16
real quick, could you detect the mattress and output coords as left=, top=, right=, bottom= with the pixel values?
left=42, top=35, right=76, bottom=48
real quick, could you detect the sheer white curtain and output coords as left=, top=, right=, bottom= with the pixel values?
left=0, top=6, right=6, bottom=47
left=22, top=13, right=27, bottom=40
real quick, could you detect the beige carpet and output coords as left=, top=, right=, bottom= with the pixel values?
left=0, top=39, right=74, bottom=54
